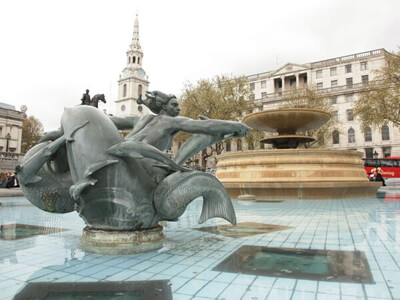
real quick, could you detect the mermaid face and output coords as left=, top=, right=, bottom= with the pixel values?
left=163, top=98, right=181, bottom=117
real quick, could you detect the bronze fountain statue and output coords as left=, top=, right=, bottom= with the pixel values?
left=16, top=90, right=249, bottom=253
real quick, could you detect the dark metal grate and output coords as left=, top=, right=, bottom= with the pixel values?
left=214, top=245, right=374, bottom=283
left=13, top=280, right=172, bottom=300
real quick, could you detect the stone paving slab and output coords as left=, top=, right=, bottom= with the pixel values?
left=0, top=188, right=23, bottom=197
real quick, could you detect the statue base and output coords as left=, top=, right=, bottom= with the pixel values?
left=80, top=226, right=165, bottom=255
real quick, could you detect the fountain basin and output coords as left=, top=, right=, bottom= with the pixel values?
left=216, top=149, right=381, bottom=200
left=243, top=108, right=331, bottom=134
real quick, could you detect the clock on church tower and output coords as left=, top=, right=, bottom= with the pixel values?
left=115, top=14, right=150, bottom=117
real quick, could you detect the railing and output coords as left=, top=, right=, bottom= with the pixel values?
left=0, top=152, right=24, bottom=171
left=258, top=81, right=381, bottom=103
left=311, top=49, right=385, bottom=69
left=0, top=152, right=23, bottom=161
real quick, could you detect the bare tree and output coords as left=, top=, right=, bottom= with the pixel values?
left=354, top=50, right=400, bottom=129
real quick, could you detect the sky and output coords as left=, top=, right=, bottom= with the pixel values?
left=1, top=0, right=399, bottom=131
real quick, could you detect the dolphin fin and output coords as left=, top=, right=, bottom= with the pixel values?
left=70, top=178, right=98, bottom=200
left=24, top=175, right=43, bottom=184
left=64, top=121, right=89, bottom=142
left=84, top=159, right=119, bottom=178
left=108, top=141, right=187, bottom=172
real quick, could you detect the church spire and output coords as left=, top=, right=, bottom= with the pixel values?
left=130, top=13, right=141, bottom=52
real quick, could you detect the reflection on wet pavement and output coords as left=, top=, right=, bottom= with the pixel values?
left=13, top=280, right=171, bottom=300
left=0, top=223, right=67, bottom=240
left=214, top=245, right=374, bottom=283
left=1, top=194, right=400, bottom=299
left=194, top=222, right=292, bottom=238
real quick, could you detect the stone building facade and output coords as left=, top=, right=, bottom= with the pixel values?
left=238, top=48, right=396, bottom=159
left=115, top=14, right=150, bottom=117
left=0, top=103, right=25, bottom=171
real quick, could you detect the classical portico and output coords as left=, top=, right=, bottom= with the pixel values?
left=271, top=64, right=309, bottom=94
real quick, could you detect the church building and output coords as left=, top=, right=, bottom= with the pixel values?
left=115, top=14, right=150, bottom=116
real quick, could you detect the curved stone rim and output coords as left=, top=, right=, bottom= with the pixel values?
left=243, top=108, right=331, bottom=133
left=217, top=149, right=364, bottom=159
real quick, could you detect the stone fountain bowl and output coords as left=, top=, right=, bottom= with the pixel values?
left=243, top=108, right=331, bottom=134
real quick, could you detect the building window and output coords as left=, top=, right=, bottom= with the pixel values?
left=364, top=127, right=372, bottom=142
left=250, top=94, right=255, bottom=100
left=226, top=141, right=231, bottom=152
left=331, top=97, right=337, bottom=104
left=365, top=148, right=373, bottom=158
left=331, top=80, right=338, bottom=88
left=333, top=111, right=339, bottom=122
left=330, top=67, right=337, bottom=76
left=346, top=109, right=353, bottom=121
left=382, top=125, right=390, bottom=140
left=138, top=85, right=142, bottom=98
left=345, top=64, right=352, bottom=73
left=317, top=82, right=323, bottom=90
left=260, top=142, right=265, bottom=149
left=383, top=147, right=391, bottom=158
left=138, top=57, right=140, bottom=64
left=121, top=104, right=126, bottom=112
left=123, top=84, right=127, bottom=97
left=236, top=139, right=242, bottom=151
left=345, top=94, right=354, bottom=103
left=261, top=92, right=267, bottom=98
left=346, top=77, right=353, bottom=88
left=250, top=82, right=255, bottom=90
left=132, top=56, right=136, bottom=63
left=360, top=61, right=368, bottom=71
left=333, top=130, right=340, bottom=144
left=362, top=75, right=369, bottom=84
left=261, top=80, right=266, bottom=88
left=316, top=70, right=322, bottom=79
left=348, top=128, right=355, bottom=143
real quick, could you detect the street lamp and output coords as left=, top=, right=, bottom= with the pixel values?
left=372, top=150, right=379, bottom=178
left=5, top=133, right=11, bottom=152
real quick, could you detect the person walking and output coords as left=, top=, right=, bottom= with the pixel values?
left=375, top=167, right=386, bottom=186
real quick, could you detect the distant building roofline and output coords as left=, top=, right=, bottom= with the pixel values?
left=0, top=102, right=16, bottom=111
left=247, top=48, right=389, bottom=80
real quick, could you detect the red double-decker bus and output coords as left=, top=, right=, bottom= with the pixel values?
left=363, top=157, right=400, bottom=178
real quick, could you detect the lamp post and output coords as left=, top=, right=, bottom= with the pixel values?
left=5, top=133, right=11, bottom=152
left=372, top=150, right=379, bottom=179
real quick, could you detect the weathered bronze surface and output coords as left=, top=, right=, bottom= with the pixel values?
left=17, top=90, right=249, bottom=232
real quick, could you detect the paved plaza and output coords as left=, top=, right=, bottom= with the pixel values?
left=1, top=192, right=400, bottom=299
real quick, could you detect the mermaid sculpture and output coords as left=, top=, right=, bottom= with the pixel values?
left=17, top=90, right=250, bottom=232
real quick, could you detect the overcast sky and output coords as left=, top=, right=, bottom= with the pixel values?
left=1, top=0, right=399, bottom=131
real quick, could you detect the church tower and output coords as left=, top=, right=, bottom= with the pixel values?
left=115, top=14, right=150, bottom=116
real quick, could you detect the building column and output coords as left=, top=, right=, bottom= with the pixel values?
left=296, top=74, right=299, bottom=89
left=281, top=76, right=285, bottom=92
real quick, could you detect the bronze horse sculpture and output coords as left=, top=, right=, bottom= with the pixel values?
left=81, top=93, right=106, bottom=108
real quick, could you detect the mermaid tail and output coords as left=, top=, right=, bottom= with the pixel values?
left=153, top=171, right=236, bottom=225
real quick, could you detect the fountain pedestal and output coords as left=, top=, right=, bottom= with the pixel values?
left=80, top=226, right=165, bottom=255
left=216, top=108, right=381, bottom=200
